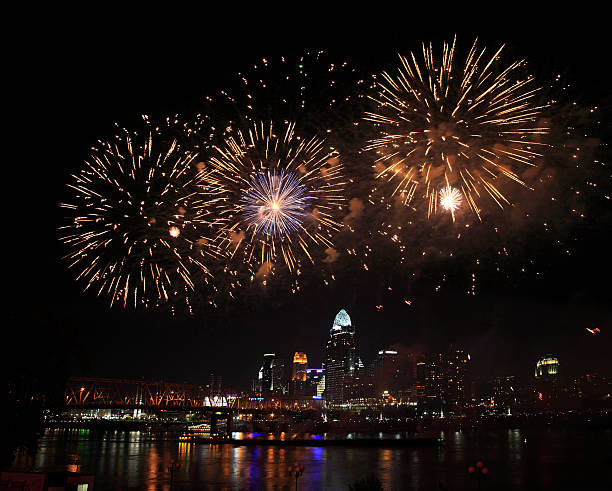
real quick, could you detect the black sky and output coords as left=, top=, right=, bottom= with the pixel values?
left=7, top=6, right=611, bottom=389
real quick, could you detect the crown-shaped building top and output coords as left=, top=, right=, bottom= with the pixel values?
left=331, top=309, right=352, bottom=331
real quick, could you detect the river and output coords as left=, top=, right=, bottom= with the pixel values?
left=23, top=426, right=612, bottom=490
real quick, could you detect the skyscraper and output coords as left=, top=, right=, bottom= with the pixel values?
left=371, top=349, right=400, bottom=398
left=325, top=309, right=358, bottom=403
left=446, top=347, right=470, bottom=409
left=258, top=354, right=275, bottom=392
left=292, top=352, right=308, bottom=381
left=257, top=353, right=286, bottom=393
left=423, top=352, right=447, bottom=410
left=534, top=355, right=560, bottom=402
left=307, top=368, right=326, bottom=397
left=535, top=356, right=559, bottom=378
left=417, top=347, right=471, bottom=414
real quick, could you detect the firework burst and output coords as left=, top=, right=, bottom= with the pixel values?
left=209, top=121, right=345, bottom=274
left=59, top=123, right=225, bottom=309
left=364, top=37, right=549, bottom=220
left=439, top=185, right=463, bottom=220
left=241, top=169, right=311, bottom=237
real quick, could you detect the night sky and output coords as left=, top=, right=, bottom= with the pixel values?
left=8, top=7, right=611, bottom=390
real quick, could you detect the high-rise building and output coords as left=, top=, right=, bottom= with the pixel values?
left=423, top=352, right=447, bottom=410
left=342, top=373, right=375, bottom=406
left=415, top=347, right=471, bottom=414
left=258, top=354, right=275, bottom=392
left=307, top=368, right=326, bottom=397
left=257, top=353, right=286, bottom=393
left=571, top=373, right=611, bottom=403
left=535, top=356, right=559, bottom=378
left=534, top=355, right=560, bottom=403
left=396, top=352, right=420, bottom=404
left=415, top=359, right=426, bottom=403
left=446, top=348, right=470, bottom=409
left=492, top=375, right=517, bottom=411
left=371, top=349, right=400, bottom=398
left=289, top=353, right=310, bottom=395
left=292, top=352, right=309, bottom=381
left=325, top=309, right=358, bottom=403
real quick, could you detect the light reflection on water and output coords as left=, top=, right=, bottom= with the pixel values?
left=30, top=427, right=612, bottom=490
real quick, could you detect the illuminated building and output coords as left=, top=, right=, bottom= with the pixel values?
left=534, top=355, right=560, bottom=405
left=571, top=373, right=612, bottom=406
left=342, top=373, right=375, bottom=406
left=257, top=354, right=274, bottom=392
left=307, top=368, right=326, bottom=398
left=415, top=359, right=426, bottom=403
left=292, top=352, right=308, bottom=381
left=325, top=309, right=358, bottom=403
left=413, top=347, right=471, bottom=414
left=535, top=356, right=559, bottom=378
left=371, top=349, right=400, bottom=398
left=423, top=352, right=447, bottom=411
left=397, top=352, right=420, bottom=404
left=257, top=354, right=286, bottom=393
left=289, top=352, right=309, bottom=395
left=273, top=358, right=287, bottom=394
left=446, top=347, right=470, bottom=409
left=492, top=375, right=517, bottom=411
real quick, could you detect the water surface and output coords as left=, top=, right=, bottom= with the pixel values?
left=29, top=427, right=612, bottom=490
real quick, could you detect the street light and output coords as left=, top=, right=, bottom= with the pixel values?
left=287, top=462, right=304, bottom=490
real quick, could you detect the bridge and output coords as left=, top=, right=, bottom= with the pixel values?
left=64, top=376, right=324, bottom=413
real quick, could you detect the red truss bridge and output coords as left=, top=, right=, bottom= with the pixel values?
left=65, top=377, right=324, bottom=412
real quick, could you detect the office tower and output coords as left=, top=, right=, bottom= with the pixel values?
left=292, top=352, right=309, bottom=381
left=257, top=353, right=286, bottom=393
left=492, top=375, right=517, bottom=410
left=372, top=349, right=400, bottom=398
left=534, top=355, right=560, bottom=402
left=446, top=347, right=470, bottom=409
left=416, top=358, right=426, bottom=403
left=325, top=309, right=358, bottom=403
left=535, top=355, right=559, bottom=378
left=258, top=354, right=275, bottom=392
left=272, top=358, right=287, bottom=394
left=288, top=352, right=309, bottom=395
left=342, top=372, right=375, bottom=406
left=307, top=368, right=326, bottom=397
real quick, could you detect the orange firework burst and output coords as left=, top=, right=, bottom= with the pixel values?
left=59, top=123, right=225, bottom=310
left=364, top=36, right=549, bottom=220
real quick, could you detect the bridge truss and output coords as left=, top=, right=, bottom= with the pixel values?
left=65, top=377, right=322, bottom=412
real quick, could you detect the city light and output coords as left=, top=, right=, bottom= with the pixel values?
left=17, top=24, right=610, bottom=491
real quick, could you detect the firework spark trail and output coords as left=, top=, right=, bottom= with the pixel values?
left=209, top=121, right=346, bottom=275
left=59, top=123, right=225, bottom=310
left=364, top=36, right=549, bottom=220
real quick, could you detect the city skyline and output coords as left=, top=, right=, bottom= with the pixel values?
left=4, top=8, right=611, bottom=490
left=171, top=308, right=603, bottom=393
